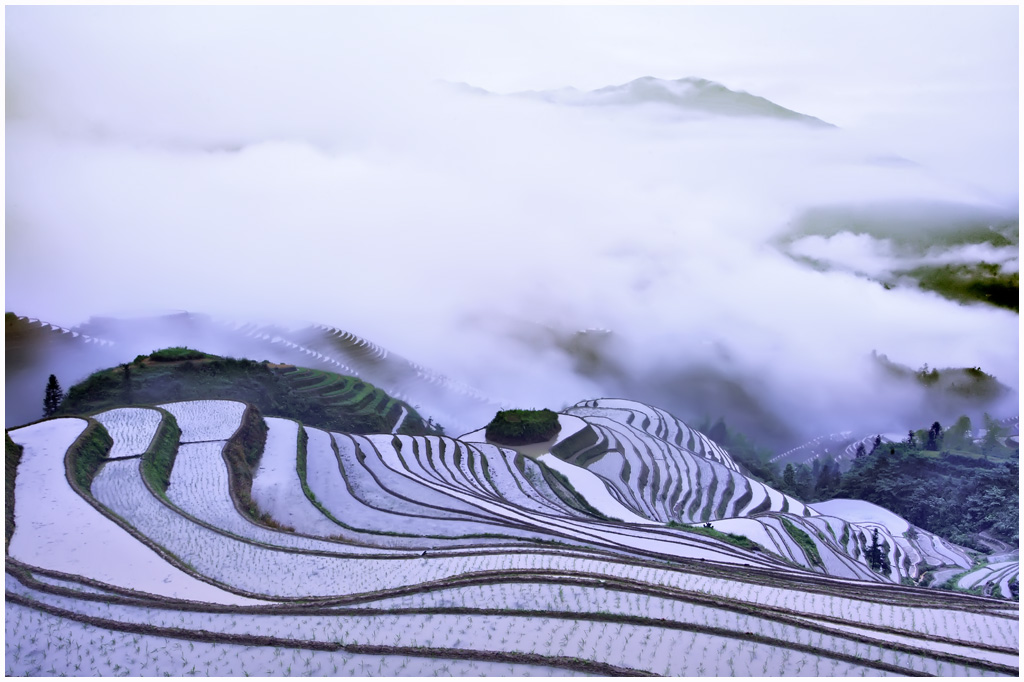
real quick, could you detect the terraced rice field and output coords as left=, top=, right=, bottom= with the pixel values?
left=6, top=398, right=1018, bottom=676
left=955, top=560, right=1020, bottom=600
left=92, top=408, right=163, bottom=458
left=274, top=367, right=409, bottom=433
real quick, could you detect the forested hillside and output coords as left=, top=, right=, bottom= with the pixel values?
left=705, top=416, right=1019, bottom=550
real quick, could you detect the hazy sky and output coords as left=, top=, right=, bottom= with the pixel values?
left=5, top=5, right=1019, bottom=435
left=6, top=4, right=1017, bottom=191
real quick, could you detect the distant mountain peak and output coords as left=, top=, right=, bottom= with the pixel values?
left=448, top=76, right=833, bottom=127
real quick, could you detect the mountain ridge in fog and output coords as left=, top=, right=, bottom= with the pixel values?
left=448, top=75, right=834, bottom=127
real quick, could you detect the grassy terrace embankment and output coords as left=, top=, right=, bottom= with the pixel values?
left=5, top=433, right=24, bottom=551
left=57, top=349, right=428, bottom=436
left=671, top=521, right=762, bottom=553
left=67, top=420, right=114, bottom=491
left=139, top=408, right=182, bottom=496
left=781, top=516, right=825, bottom=568
left=222, top=404, right=273, bottom=526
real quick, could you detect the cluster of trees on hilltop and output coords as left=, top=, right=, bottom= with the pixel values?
left=705, top=415, right=1019, bottom=550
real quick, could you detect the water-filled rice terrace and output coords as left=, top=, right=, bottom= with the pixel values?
left=6, top=396, right=1018, bottom=676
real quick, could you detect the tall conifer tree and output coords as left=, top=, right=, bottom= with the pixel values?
left=43, top=374, right=63, bottom=417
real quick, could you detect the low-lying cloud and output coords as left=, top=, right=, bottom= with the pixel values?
left=5, top=7, right=1018, bottom=444
left=789, top=233, right=1020, bottom=278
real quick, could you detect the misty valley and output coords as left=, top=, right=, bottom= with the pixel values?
left=6, top=6, right=1020, bottom=677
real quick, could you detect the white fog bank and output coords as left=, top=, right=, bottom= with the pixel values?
left=6, top=6, right=1018, bottom=442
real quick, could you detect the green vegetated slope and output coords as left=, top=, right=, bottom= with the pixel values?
left=5, top=309, right=497, bottom=435
left=780, top=517, right=824, bottom=568
left=702, top=407, right=1019, bottom=551
left=871, top=352, right=1011, bottom=405
left=900, top=262, right=1019, bottom=312
left=221, top=404, right=272, bottom=525
left=56, top=348, right=430, bottom=436
left=4, top=313, right=115, bottom=367
left=776, top=201, right=1019, bottom=312
left=838, top=444, right=1019, bottom=549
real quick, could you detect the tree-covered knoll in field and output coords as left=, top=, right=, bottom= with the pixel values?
left=485, top=408, right=561, bottom=445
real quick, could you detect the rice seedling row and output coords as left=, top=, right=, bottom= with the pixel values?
left=567, top=399, right=741, bottom=473
left=8, top=399, right=1017, bottom=676
left=14, top=554, right=1016, bottom=669
left=959, top=561, right=1020, bottom=590
left=168, top=439, right=384, bottom=555
left=357, top=434, right=499, bottom=519
left=572, top=409, right=810, bottom=525
left=416, top=436, right=471, bottom=490
left=578, top=418, right=656, bottom=516
left=334, top=434, right=565, bottom=543
left=302, top=435, right=519, bottom=550
left=92, top=407, right=163, bottom=458
left=355, top=436, right=743, bottom=562
left=533, top=453, right=655, bottom=526
left=8, top=575, right=970, bottom=677
left=470, top=442, right=584, bottom=517
left=404, top=438, right=536, bottom=516
left=379, top=435, right=571, bottom=520
left=333, top=578, right=1009, bottom=670
left=20, top=571, right=127, bottom=598
left=458, top=442, right=494, bottom=494
left=250, top=421, right=366, bottom=541
left=7, top=419, right=255, bottom=606
left=5, top=600, right=587, bottom=677
left=518, top=454, right=600, bottom=516
left=8, top=544, right=1015, bottom=671
left=337, top=433, right=488, bottom=520
left=158, top=400, right=246, bottom=443
left=93, top=455, right=723, bottom=598
left=504, top=449, right=603, bottom=518
left=585, top=418, right=661, bottom=517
